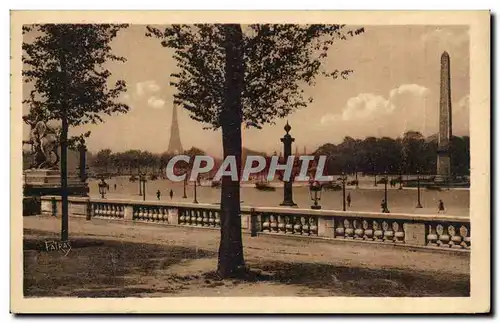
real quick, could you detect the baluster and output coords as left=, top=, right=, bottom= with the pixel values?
left=448, top=224, right=462, bottom=248
left=192, top=209, right=198, bottom=225
left=214, top=212, right=221, bottom=227
left=436, top=224, right=450, bottom=248
left=293, top=216, right=302, bottom=234
left=270, top=215, right=278, bottom=232
left=344, top=219, right=354, bottom=239
left=362, top=220, right=373, bottom=241
left=202, top=210, right=209, bottom=226
left=179, top=209, right=186, bottom=224
left=284, top=216, right=293, bottom=234
left=335, top=218, right=345, bottom=238
left=196, top=210, right=203, bottom=226
left=120, top=205, right=124, bottom=218
left=426, top=224, right=438, bottom=246
left=459, top=225, right=470, bottom=249
left=353, top=219, right=364, bottom=240
left=309, top=217, right=318, bottom=236
left=262, top=214, right=270, bottom=232
left=208, top=211, right=215, bottom=227
left=301, top=217, right=309, bottom=236
left=383, top=221, right=394, bottom=242
left=373, top=220, right=383, bottom=242
left=393, top=221, right=404, bottom=243
left=161, top=208, right=167, bottom=222
left=278, top=215, right=286, bottom=234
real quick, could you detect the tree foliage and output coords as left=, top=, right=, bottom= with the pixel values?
left=314, top=133, right=470, bottom=177
left=145, top=24, right=364, bottom=129
left=22, top=24, right=130, bottom=136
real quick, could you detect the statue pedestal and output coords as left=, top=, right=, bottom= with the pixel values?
left=23, top=169, right=89, bottom=216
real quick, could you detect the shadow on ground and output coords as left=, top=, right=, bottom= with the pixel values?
left=23, top=229, right=469, bottom=297
left=23, top=229, right=215, bottom=297
left=232, top=261, right=470, bottom=297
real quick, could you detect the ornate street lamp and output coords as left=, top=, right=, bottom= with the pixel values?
left=309, top=180, right=322, bottom=210
left=98, top=177, right=108, bottom=199
left=193, top=176, right=199, bottom=204
left=139, top=173, right=147, bottom=201
left=416, top=170, right=423, bottom=208
left=183, top=174, right=188, bottom=199
left=279, top=121, right=297, bottom=207
left=383, top=171, right=390, bottom=213
left=340, top=172, right=347, bottom=211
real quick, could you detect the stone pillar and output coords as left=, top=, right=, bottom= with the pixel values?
left=280, top=121, right=297, bottom=207
left=436, top=51, right=453, bottom=182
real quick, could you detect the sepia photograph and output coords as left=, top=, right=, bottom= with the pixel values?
left=10, top=10, right=490, bottom=314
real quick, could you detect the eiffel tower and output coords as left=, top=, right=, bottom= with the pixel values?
left=167, top=102, right=183, bottom=155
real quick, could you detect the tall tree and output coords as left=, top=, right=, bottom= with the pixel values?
left=23, top=24, right=130, bottom=240
left=146, top=24, right=364, bottom=278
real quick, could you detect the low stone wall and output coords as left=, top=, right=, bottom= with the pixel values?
left=40, top=196, right=471, bottom=251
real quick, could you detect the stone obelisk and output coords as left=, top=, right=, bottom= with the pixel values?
left=436, top=51, right=452, bottom=182
left=167, top=102, right=184, bottom=155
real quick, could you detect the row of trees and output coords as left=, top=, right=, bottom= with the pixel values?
left=314, top=132, right=470, bottom=176
left=91, top=147, right=205, bottom=175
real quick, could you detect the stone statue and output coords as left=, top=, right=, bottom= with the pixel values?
left=24, top=119, right=60, bottom=169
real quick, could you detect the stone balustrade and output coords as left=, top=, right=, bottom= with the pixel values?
left=40, top=196, right=470, bottom=251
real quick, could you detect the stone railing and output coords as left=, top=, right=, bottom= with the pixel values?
left=40, top=196, right=470, bottom=251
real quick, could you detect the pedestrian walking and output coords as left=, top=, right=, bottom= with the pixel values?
left=156, top=189, right=161, bottom=200
left=346, top=193, right=352, bottom=208
left=438, top=199, right=445, bottom=214
left=114, top=183, right=117, bottom=190
left=169, top=189, right=174, bottom=200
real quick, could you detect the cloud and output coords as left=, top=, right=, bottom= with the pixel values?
left=320, top=84, right=432, bottom=138
left=342, top=93, right=395, bottom=121
left=136, top=80, right=161, bottom=97
left=147, top=96, right=165, bottom=109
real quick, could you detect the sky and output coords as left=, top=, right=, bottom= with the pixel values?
left=22, top=24, right=470, bottom=156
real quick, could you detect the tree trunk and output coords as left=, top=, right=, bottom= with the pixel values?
left=60, top=105, right=69, bottom=241
left=217, top=24, right=245, bottom=278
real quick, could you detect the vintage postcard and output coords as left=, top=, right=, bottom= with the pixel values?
left=10, top=10, right=490, bottom=314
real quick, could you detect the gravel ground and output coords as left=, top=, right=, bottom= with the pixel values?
left=23, top=215, right=470, bottom=297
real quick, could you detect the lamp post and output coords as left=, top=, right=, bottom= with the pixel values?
left=309, top=180, right=322, bottom=210
left=183, top=174, right=188, bottom=199
left=416, top=170, right=423, bottom=208
left=138, top=172, right=142, bottom=196
left=383, top=171, right=390, bottom=213
left=98, top=177, right=107, bottom=199
left=193, top=176, right=198, bottom=204
left=341, top=172, right=347, bottom=211
left=374, top=173, right=378, bottom=187
left=280, top=121, right=297, bottom=207
left=139, top=173, right=147, bottom=201
left=399, top=169, right=403, bottom=190
left=355, top=170, right=359, bottom=189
